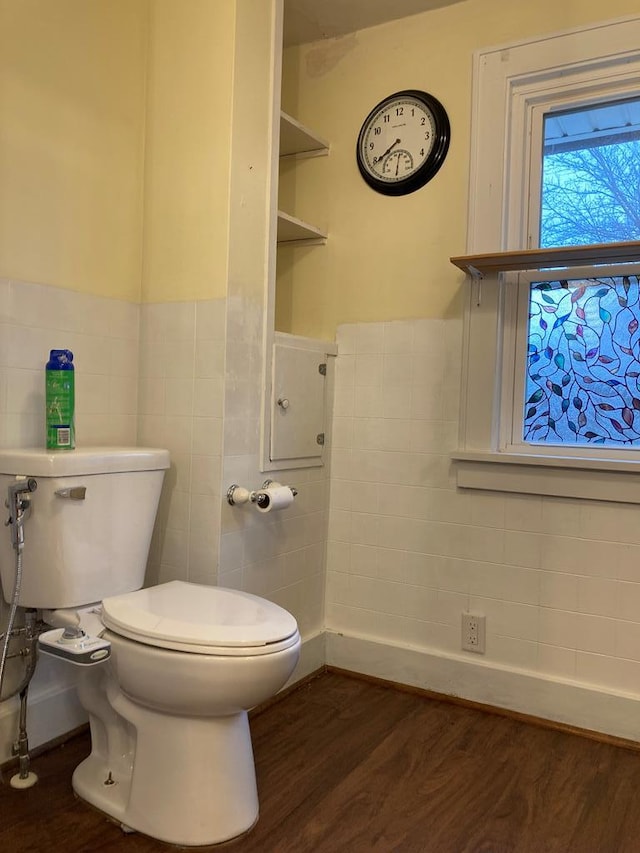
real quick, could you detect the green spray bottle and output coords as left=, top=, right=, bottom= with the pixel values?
left=45, top=349, right=75, bottom=450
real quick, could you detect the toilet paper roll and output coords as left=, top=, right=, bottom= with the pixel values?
left=254, top=485, right=295, bottom=513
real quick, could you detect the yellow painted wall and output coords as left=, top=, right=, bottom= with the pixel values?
left=141, top=0, right=235, bottom=303
left=0, top=0, right=148, bottom=301
left=279, top=0, right=640, bottom=340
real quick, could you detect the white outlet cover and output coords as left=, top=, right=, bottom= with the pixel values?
left=461, top=612, right=486, bottom=654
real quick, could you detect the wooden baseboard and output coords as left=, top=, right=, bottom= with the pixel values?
left=327, top=665, right=640, bottom=753
left=9, top=657, right=640, bottom=772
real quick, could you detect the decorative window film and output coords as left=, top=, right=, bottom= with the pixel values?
left=524, top=273, right=640, bottom=447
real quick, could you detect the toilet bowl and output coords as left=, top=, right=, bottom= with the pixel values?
left=0, top=448, right=301, bottom=847
left=70, top=581, right=301, bottom=846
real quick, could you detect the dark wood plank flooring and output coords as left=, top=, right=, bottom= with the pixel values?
left=2, top=670, right=640, bottom=852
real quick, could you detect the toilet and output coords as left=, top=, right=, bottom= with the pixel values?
left=0, top=447, right=301, bottom=847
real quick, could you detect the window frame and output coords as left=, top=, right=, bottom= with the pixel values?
left=455, top=14, right=640, bottom=503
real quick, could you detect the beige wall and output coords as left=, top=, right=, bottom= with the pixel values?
left=279, top=0, right=640, bottom=340
left=0, top=0, right=236, bottom=305
left=0, top=0, right=148, bottom=301
left=141, top=0, right=235, bottom=303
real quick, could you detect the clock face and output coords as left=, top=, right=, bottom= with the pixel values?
left=356, top=90, right=450, bottom=196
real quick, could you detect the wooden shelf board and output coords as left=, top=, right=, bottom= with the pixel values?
left=451, top=241, right=640, bottom=277
left=277, top=210, right=327, bottom=244
left=280, top=111, right=329, bottom=158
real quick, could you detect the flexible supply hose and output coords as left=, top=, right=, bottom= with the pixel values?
left=0, top=529, right=39, bottom=787
left=0, top=547, right=24, bottom=702
left=0, top=482, right=37, bottom=702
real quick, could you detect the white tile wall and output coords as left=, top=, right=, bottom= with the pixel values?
left=0, top=276, right=141, bottom=695
left=218, top=295, right=329, bottom=638
left=0, top=277, right=328, bottom=767
left=326, top=317, right=640, bottom=699
left=138, top=299, right=225, bottom=589
left=7, top=279, right=640, bottom=707
left=137, top=294, right=329, bottom=640
left=0, top=278, right=139, bottom=449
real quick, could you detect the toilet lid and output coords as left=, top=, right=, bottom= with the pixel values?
left=101, top=581, right=298, bottom=651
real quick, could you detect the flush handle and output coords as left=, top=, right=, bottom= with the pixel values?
left=54, top=487, right=87, bottom=501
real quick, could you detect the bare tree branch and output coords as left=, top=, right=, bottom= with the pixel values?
left=541, top=141, right=640, bottom=246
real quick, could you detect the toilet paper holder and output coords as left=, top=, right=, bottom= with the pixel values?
left=226, top=480, right=297, bottom=508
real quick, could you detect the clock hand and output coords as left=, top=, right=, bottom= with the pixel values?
left=379, top=137, right=401, bottom=161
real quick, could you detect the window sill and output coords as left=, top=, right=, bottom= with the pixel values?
left=451, top=450, right=640, bottom=504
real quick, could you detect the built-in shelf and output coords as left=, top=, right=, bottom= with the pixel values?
left=450, top=240, right=640, bottom=277
left=279, top=111, right=329, bottom=159
left=277, top=112, right=328, bottom=245
left=277, top=210, right=327, bottom=245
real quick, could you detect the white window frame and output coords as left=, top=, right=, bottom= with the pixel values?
left=455, top=14, right=640, bottom=503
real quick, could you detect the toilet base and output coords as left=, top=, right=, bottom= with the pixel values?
left=73, top=688, right=260, bottom=846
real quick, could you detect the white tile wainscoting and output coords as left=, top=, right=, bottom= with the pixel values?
left=138, top=298, right=330, bottom=641
left=0, top=277, right=141, bottom=762
left=5, top=286, right=640, bottom=761
left=326, top=317, right=640, bottom=739
left=137, top=299, right=225, bottom=591
left=0, top=277, right=139, bottom=449
left=0, top=283, right=330, bottom=762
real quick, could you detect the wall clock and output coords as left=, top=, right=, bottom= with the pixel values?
left=356, top=89, right=450, bottom=196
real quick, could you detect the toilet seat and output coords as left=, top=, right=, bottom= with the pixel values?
left=101, top=581, right=300, bottom=656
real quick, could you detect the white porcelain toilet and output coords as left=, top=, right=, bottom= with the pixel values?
left=0, top=447, right=301, bottom=847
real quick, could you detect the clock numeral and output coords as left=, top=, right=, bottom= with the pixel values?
left=425, top=131, right=431, bottom=140
left=421, top=117, right=426, bottom=126
left=383, top=115, right=390, bottom=123
left=396, top=107, right=404, bottom=116
left=374, top=127, right=381, bottom=135
left=419, top=148, right=425, bottom=157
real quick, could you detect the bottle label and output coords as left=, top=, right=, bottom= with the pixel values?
left=52, top=427, right=72, bottom=447
left=46, top=371, right=75, bottom=450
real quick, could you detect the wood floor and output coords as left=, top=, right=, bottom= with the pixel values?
left=2, top=670, right=640, bottom=852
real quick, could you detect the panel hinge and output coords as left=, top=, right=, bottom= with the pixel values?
left=318, top=363, right=327, bottom=376
left=316, top=433, right=325, bottom=445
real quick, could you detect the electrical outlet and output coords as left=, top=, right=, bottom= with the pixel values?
left=461, top=612, right=486, bottom=654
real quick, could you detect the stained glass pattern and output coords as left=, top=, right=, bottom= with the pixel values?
left=524, top=275, right=640, bottom=446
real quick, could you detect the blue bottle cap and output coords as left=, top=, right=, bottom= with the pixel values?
left=47, top=349, right=74, bottom=368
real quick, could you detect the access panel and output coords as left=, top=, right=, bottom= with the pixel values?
left=270, top=343, right=326, bottom=464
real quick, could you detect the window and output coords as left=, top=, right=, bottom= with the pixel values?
left=454, top=15, right=640, bottom=502
left=517, top=95, right=640, bottom=454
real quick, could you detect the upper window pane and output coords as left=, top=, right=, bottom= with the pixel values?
left=540, top=97, right=640, bottom=248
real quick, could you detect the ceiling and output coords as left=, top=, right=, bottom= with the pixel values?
left=283, top=0, right=466, bottom=47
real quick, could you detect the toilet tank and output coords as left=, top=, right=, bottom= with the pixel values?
left=0, top=447, right=170, bottom=609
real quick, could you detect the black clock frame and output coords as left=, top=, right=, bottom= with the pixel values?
left=356, top=89, right=451, bottom=196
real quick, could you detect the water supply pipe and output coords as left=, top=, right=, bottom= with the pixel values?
left=0, top=478, right=39, bottom=788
